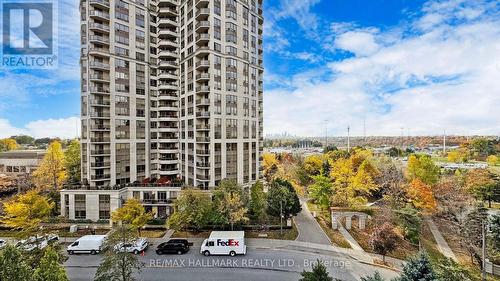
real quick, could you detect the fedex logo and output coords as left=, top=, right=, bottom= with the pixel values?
left=216, top=239, right=239, bottom=247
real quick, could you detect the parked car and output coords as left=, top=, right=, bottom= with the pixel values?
left=67, top=235, right=107, bottom=255
left=114, top=238, right=149, bottom=254
left=166, top=239, right=192, bottom=248
left=16, top=234, right=59, bottom=252
left=156, top=241, right=189, bottom=255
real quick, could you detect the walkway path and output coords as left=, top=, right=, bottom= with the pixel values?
left=294, top=199, right=332, bottom=245
left=338, top=226, right=364, bottom=252
left=426, top=219, right=457, bottom=261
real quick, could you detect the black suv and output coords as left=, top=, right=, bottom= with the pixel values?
left=156, top=240, right=190, bottom=255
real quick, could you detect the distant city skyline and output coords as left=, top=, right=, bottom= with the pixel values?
left=0, top=0, right=499, bottom=138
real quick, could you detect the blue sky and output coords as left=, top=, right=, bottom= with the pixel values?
left=0, top=0, right=499, bottom=138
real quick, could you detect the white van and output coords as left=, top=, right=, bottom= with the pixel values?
left=67, top=235, right=107, bottom=255
left=200, top=231, right=246, bottom=257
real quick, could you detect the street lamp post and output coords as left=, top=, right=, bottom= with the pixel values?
left=280, top=200, right=283, bottom=236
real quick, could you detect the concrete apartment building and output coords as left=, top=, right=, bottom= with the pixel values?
left=61, top=0, right=263, bottom=221
left=0, top=150, right=46, bottom=175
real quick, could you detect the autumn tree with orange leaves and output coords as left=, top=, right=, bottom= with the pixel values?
left=407, top=179, right=437, bottom=213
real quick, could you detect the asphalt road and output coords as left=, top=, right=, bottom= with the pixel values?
left=294, top=200, right=332, bottom=245
left=64, top=244, right=399, bottom=281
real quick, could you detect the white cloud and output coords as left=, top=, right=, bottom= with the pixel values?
left=0, top=117, right=80, bottom=139
left=334, top=30, right=380, bottom=56
left=264, top=0, right=500, bottom=137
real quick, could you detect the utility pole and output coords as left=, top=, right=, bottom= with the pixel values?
left=347, top=126, right=351, bottom=153
left=280, top=200, right=283, bottom=236
left=324, top=119, right=328, bottom=148
left=363, top=118, right=366, bottom=142
left=482, top=221, right=487, bottom=281
left=443, top=130, right=447, bottom=155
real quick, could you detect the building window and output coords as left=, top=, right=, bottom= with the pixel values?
left=74, top=194, right=86, bottom=219
left=99, top=195, right=110, bottom=219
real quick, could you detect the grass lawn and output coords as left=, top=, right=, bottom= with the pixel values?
left=246, top=221, right=298, bottom=240
left=421, top=221, right=500, bottom=281
left=171, top=231, right=210, bottom=239
left=140, top=229, right=166, bottom=238
left=306, top=201, right=351, bottom=248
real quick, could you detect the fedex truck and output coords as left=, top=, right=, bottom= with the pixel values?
left=200, top=231, right=246, bottom=257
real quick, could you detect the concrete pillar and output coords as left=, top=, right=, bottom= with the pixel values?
left=358, top=215, right=366, bottom=229
left=331, top=214, right=339, bottom=230
left=345, top=216, right=352, bottom=230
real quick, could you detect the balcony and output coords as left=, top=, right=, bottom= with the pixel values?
left=89, top=86, right=110, bottom=94
left=89, top=35, right=110, bottom=45
left=196, top=85, right=210, bottom=93
left=89, top=10, right=110, bottom=20
left=158, top=28, right=178, bottom=38
left=141, top=199, right=174, bottom=205
left=195, top=60, right=210, bottom=69
left=91, top=162, right=111, bottom=168
left=90, top=124, right=111, bottom=130
left=158, top=60, right=178, bottom=68
left=90, top=112, right=110, bottom=118
left=196, top=33, right=210, bottom=44
left=89, top=61, right=110, bottom=70
left=195, top=8, right=210, bottom=20
left=158, top=18, right=178, bottom=28
left=196, top=111, right=210, bottom=118
left=158, top=39, right=179, bottom=49
left=196, top=150, right=210, bottom=155
left=195, top=0, right=209, bottom=8
left=158, top=50, right=178, bottom=59
left=158, top=7, right=177, bottom=16
left=89, top=0, right=109, bottom=9
left=89, top=22, right=110, bottom=33
left=195, top=21, right=210, bottom=32
left=196, top=136, right=210, bottom=142
left=89, top=74, right=110, bottom=82
left=196, top=162, right=210, bottom=168
left=90, top=149, right=111, bottom=155
left=197, top=175, right=210, bottom=181
left=196, top=73, right=210, bottom=81
left=91, top=174, right=111, bottom=180
left=88, top=47, right=110, bottom=58
left=90, top=136, right=111, bottom=142
left=158, top=71, right=177, bottom=80
left=196, top=98, right=210, bottom=106
left=195, top=46, right=210, bottom=56
left=159, top=82, right=178, bottom=91
left=89, top=99, right=110, bottom=106
left=196, top=124, right=209, bottom=130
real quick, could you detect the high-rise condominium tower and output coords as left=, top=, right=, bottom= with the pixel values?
left=79, top=0, right=263, bottom=190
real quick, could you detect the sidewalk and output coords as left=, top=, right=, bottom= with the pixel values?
left=426, top=219, right=457, bottom=261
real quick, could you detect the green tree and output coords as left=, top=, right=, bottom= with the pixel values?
left=361, top=272, right=384, bottom=281
left=299, top=260, right=335, bottom=281
left=464, top=169, right=497, bottom=208
left=249, top=181, right=267, bottom=222
left=267, top=179, right=302, bottom=218
left=64, top=139, right=81, bottom=184
left=406, top=154, right=440, bottom=185
left=12, top=135, right=35, bottom=145
left=461, top=204, right=488, bottom=265
left=212, top=179, right=249, bottom=230
left=33, top=247, right=69, bottom=281
left=470, top=138, right=495, bottom=157
left=394, top=205, right=421, bottom=244
left=112, top=199, right=153, bottom=235
left=32, top=141, right=67, bottom=190
left=167, top=189, right=212, bottom=231
left=94, top=226, right=143, bottom=281
left=0, top=245, right=33, bottom=281
left=309, top=175, right=333, bottom=210
left=397, top=252, right=436, bottom=281
left=433, top=257, right=471, bottom=281
left=1, top=190, right=54, bottom=235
